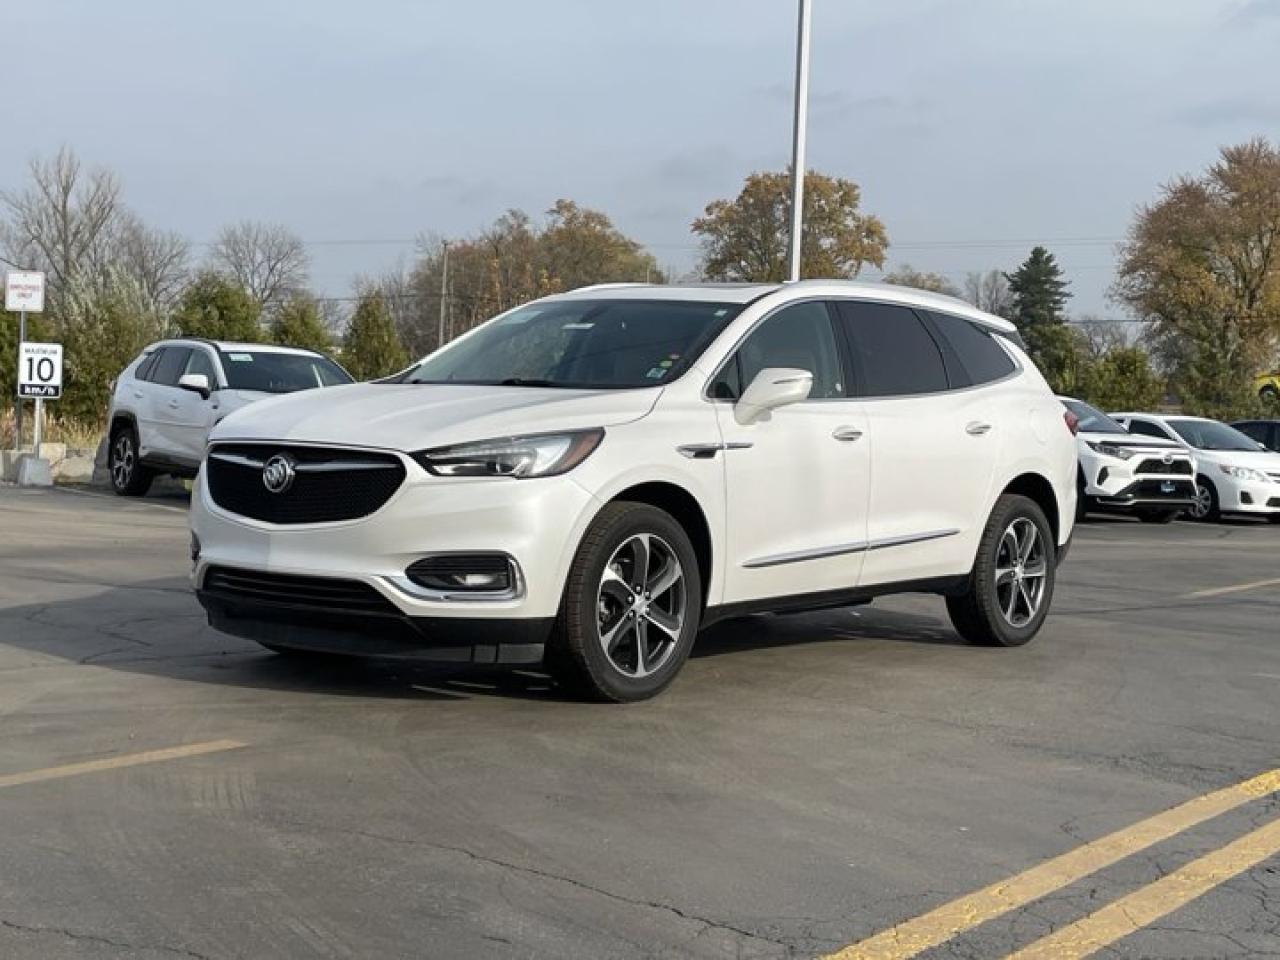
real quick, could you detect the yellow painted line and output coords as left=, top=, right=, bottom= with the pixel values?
left=1185, top=577, right=1280, bottom=599
left=0, top=739, right=246, bottom=790
left=823, top=768, right=1280, bottom=960
left=1005, top=815, right=1280, bottom=960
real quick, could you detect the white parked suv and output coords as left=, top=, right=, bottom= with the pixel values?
left=1111, top=413, right=1280, bottom=523
left=1059, top=397, right=1197, bottom=523
left=190, top=282, right=1078, bottom=701
left=107, top=339, right=352, bottom=496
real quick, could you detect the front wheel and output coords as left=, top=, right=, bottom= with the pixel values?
left=546, top=502, right=702, bottom=703
left=947, top=494, right=1056, bottom=647
left=1136, top=508, right=1180, bottom=524
left=1186, top=477, right=1220, bottom=522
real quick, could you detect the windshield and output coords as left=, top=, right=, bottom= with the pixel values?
left=219, top=350, right=352, bottom=393
left=400, top=299, right=743, bottom=389
left=1167, top=418, right=1260, bottom=451
left=1062, top=398, right=1128, bottom=435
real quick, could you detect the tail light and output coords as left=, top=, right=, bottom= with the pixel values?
left=1064, top=410, right=1080, bottom=435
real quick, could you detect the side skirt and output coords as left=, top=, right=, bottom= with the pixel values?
left=701, top=575, right=969, bottom=629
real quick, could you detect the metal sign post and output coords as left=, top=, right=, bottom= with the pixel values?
left=17, top=340, right=62, bottom=464
left=786, top=0, right=813, bottom=283
left=6, top=271, right=46, bottom=452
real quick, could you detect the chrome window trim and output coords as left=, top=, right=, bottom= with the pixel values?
left=743, top=528, right=960, bottom=569
left=702, top=298, right=1023, bottom=405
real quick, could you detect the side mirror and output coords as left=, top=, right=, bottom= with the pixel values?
left=734, top=367, right=813, bottom=425
left=177, top=373, right=211, bottom=400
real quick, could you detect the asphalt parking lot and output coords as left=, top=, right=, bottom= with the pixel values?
left=1, top=485, right=1278, bottom=960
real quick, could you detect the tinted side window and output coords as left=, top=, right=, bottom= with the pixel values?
left=712, top=302, right=845, bottom=400
left=135, top=350, right=162, bottom=381
left=150, top=347, right=191, bottom=387
left=928, top=312, right=1016, bottom=386
left=836, top=302, right=948, bottom=397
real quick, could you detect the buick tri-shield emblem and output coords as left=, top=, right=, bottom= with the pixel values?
left=262, top=453, right=297, bottom=494
left=1162, top=452, right=1174, bottom=464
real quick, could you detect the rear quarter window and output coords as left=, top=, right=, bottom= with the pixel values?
left=927, top=312, right=1017, bottom=386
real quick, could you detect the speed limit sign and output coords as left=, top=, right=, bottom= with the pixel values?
left=18, top=342, right=63, bottom=399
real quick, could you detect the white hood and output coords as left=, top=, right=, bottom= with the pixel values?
left=1077, top=431, right=1183, bottom=450
left=209, top=382, right=662, bottom=450
left=1189, top=446, right=1280, bottom=471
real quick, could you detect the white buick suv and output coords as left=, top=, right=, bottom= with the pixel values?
left=191, top=282, right=1077, bottom=701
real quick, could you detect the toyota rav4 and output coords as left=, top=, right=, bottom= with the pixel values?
left=191, top=282, right=1078, bottom=702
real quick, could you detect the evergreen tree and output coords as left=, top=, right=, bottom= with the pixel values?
left=342, top=293, right=408, bottom=380
left=270, top=294, right=333, bottom=355
left=172, top=271, right=261, bottom=341
left=1006, top=247, right=1073, bottom=387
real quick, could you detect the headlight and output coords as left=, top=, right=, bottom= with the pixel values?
left=414, top=429, right=604, bottom=478
left=1086, top=441, right=1135, bottom=461
left=1219, top=464, right=1270, bottom=483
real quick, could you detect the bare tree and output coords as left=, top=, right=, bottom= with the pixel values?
left=963, top=269, right=1014, bottom=318
left=209, top=220, right=309, bottom=305
left=112, top=214, right=190, bottom=310
left=0, top=146, right=122, bottom=293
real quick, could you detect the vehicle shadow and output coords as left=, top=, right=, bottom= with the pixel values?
left=0, top=576, right=963, bottom=704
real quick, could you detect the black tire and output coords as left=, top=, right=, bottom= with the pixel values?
left=257, top=643, right=345, bottom=660
left=947, top=494, right=1056, bottom=648
left=1135, top=508, right=1180, bottom=524
left=1074, top=470, right=1088, bottom=522
left=545, top=501, right=702, bottom=703
left=108, top=425, right=155, bottom=497
left=1188, top=475, right=1220, bottom=522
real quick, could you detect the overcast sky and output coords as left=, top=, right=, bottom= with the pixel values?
left=7, top=0, right=1279, bottom=316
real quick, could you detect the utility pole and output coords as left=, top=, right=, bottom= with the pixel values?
left=15, top=309, right=25, bottom=448
left=785, top=0, right=813, bottom=283
left=436, top=241, right=450, bottom=350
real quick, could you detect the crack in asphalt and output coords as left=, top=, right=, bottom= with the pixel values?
left=272, top=817, right=800, bottom=957
left=0, top=916, right=212, bottom=959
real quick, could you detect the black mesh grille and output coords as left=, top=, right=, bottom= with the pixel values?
left=203, top=566, right=397, bottom=614
left=206, top=444, right=405, bottom=524
left=1136, top=458, right=1193, bottom=475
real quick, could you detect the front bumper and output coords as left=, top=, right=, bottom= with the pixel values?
left=191, top=453, right=603, bottom=658
left=1093, top=477, right=1198, bottom=508
left=197, top=586, right=552, bottom=663
left=1218, top=476, right=1280, bottom=514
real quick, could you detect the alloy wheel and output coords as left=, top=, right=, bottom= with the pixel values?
left=111, top=434, right=135, bottom=490
left=596, top=533, right=687, bottom=679
left=1189, top=485, right=1213, bottom=520
left=993, top=517, right=1048, bottom=628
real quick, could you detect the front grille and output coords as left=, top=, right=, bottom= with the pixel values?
left=206, top=444, right=405, bottom=524
left=202, top=566, right=398, bottom=614
left=1132, top=478, right=1196, bottom=498
left=1136, top=458, right=1193, bottom=475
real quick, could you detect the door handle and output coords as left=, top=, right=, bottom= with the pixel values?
left=966, top=421, right=992, bottom=436
left=168, top=400, right=181, bottom=409
left=832, top=426, right=863, bottom=442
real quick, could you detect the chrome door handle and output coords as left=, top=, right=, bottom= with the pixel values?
left=966, top=421, right=992, bottom=436
left=832, top=426, right=863, bottom=442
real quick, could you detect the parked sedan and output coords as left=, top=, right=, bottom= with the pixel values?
left=1112, top=413, right=1280, bottom=523
left=1060, top=397, right=1196, bottom=523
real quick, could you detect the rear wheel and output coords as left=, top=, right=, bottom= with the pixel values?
left=108, top=426, right=155, bottom=497
left=1136, top=508, right=1180, bottom=524
left=546, top=502, right=701, bottom=703
left=947, top=494, right=1055, bottom=647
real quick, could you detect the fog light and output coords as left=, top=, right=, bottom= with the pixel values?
left=1097, top=467, right=1109, bottom=485
left=1241, top=491, right=1254, bottom=505
left=406, top=555, right=514, bottom=594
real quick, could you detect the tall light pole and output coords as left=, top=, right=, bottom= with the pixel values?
left=785, top=0, right=812, bottom=283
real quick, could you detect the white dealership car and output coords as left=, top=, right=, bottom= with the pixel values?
left=1111, top=413, right=1280, bottom=523
left=107, top=339, right=352, bottom=496
left=191, top=282, right=1078, bottom=701
left=1059, top=397, right=1197, bottom=523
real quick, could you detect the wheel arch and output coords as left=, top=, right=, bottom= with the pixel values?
left=1001, top=472, right=1060, bottom=546
left=606, top=481, right=714, bottom=608
left=109, top=410, right=139, bottom=438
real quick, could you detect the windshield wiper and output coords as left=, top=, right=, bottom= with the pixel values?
left=498, top=378, right=561, bottom=387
